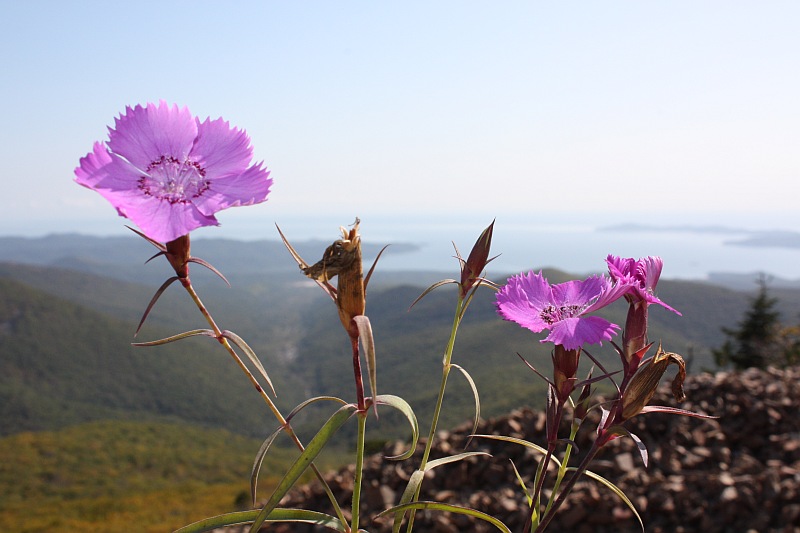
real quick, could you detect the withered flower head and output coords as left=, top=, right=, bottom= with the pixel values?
left=293, top=219, right=365, bottom=337
left=621, top=344, right=686, bottom=420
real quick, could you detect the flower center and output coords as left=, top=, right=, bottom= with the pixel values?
left=138, top=155, right=210, bottom=204
left=540, top=304, right=584, bottom=324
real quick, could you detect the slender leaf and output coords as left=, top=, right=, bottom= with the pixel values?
left=620, top=427, right=649, bottom=467
left=567, top=467, right=644, bottom=532
left=638, top=405, right=718, bottom=419
left=276, top=223, right=337, bottom=301
left=374, top=394, right=419, bottom=460
left=409, top=279, right=458, bottom=310
left=251, top=424, right=284, bottom=505
left=392, top=469, right=425, bottom=533
left=249, top=404, right=358, bottom=532
left=222, top=330, right=276, bottom=397
left=251, top=395, right=348, bottom=503
left=426, top=451, right=490, bottom=471
left=187, top=256, right=231, bottom=286
left=364, top=244, right=390, bottom=289
left=354, top=315, right=378, bottom=416
left=135, top=276, right=179, bottom=335
left=515, top=352, right=555, bottom=387
left=450, top=364, right=481, bottom=447
left=378, top=501, right=512, bottom=533
left=509, top=459, right=532, bottom=506
left=175, top=508, right=357, bottom=533
left=131, top=329, right=215, bottom=347
left=471, top=435, right=560, bottom=467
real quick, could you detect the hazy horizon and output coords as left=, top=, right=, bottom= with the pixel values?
left=3, top=212, right=799, bottom=282
left=3, top=2, right=800, bottom=243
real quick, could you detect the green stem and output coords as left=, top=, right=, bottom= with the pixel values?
left=180, top=280, right=348, bottom=529
left=534, top=440, right=602, bottom=533
left=405, top=297, right=463, bottom=532
left=351, top=411, right=368, bottom=532
left=542, top=422, right=579, bottom=517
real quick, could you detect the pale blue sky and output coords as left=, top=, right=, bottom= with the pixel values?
left=2, top=1, right=799, bottom=238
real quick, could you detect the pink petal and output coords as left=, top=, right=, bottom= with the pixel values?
left=495, top=271, right=552, bottom=332
left=103, top=189, right=218, bottom=243
left=89, top=153, right=146, bottom=190
left=107, top=101, right=197, bottom=169
left=192, top=162, right=272, bottom=215
left=74, top=142, right=113, bottom=187
left=191, top=117, right=255, bottom=178
left=544, top=316, right=620, bottom=350
left=552, top=276, right=607, bottom=308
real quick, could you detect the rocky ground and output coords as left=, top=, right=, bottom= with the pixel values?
left=239, top=366, right=800, bottom=532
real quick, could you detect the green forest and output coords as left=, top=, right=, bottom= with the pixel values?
left=2, top=235, right=800, bottom=531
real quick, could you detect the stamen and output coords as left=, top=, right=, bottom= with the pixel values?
left=138, top=155, right=210, bottom=204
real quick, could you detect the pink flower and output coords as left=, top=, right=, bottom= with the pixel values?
left=606, top=255, right=679, bottom=314
left=75, top=101, right=272, bottom=243
left=495, top=271, right=630, bottom=350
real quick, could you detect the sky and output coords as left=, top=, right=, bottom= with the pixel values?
left=1, top=1, right=799, bottom=240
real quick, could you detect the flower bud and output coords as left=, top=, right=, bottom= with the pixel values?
left=622, top=300, right=648, bottom=364
left=460, top=220, right=495, bottom=299
left=552, top=345, right=581, bottom=404
left=165, top=234, right=191, bottom=279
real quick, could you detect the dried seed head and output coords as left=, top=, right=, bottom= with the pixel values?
left=301, top=219, right=365, bottom=337
left=621, top=344, right=686, bottom=420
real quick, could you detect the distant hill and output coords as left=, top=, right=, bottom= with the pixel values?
left=3, top=234, right=800, bottom=443
left=0, top=276, right=304, bottom=437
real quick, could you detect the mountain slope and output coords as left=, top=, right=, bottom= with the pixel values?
left=0, top=277, right=297, bottom=437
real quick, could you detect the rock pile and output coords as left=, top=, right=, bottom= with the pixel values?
left=253, top=366, right=800, bottom=532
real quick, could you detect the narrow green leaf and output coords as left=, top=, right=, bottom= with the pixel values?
left=354, top=315, right=378, bottom=416
left=174, top=508, right=355, bottom=533
left=222, top=330, right=276, bottom=397
left=131, top=329, right=215, bottom=347
left=509, top=459, right=532, bottom=506
left=378, top=501, right=512, bottom=533
left=471, top=435, right=560, bottom=467
left=409, top=279, right=458, bottom=310
left=251, top=396, right=348, bottom=504
left=567, top=467, right=644, bottom=532
left=450, top=364, right=480, bottom=446
left=374, top=394, right=419, bottom=460
left=425, top=451, right=490, bottom=471
left=392, top=470, right=425, bottom=533
left=249, top=404, right=358, bottom=532
left=251, top=425, right=282, bottom=505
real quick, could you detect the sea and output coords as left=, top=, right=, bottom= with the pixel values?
left=201, top=211, right=800, bottom=282
left=10, top=211, right=800, bottom=282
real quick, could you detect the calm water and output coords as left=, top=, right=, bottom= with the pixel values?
left=11, top=212, right=799, bottom=280
left=214, top=212, right=800, bottom=281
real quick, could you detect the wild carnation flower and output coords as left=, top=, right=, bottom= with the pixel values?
left=75, top=101, right=272, bottom=243
left=495, top=271, right=630, bottom=350
left=606, top=255, right=679, bottom=314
